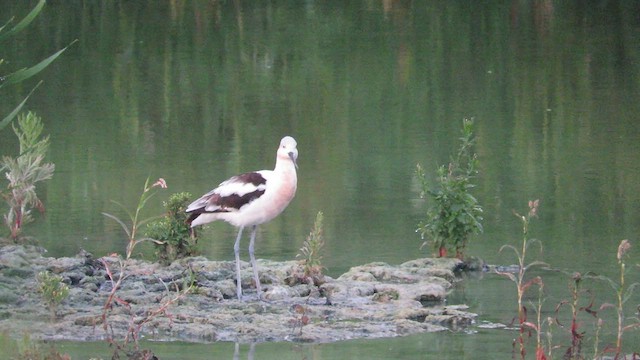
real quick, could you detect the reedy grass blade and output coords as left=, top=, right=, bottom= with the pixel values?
left=592, top=274, right=620, bottom=292
left=496, top=271, right=517, bottom=282
left=526, top=238, right=545, bottom=253
left=109, top=200, right=135, bottom=223
left=0, top=17, right=15, bottom=33
left=622, top=282, right=639, bottom=304
left=523, top=261, right=550, bottom=272
left=102, top=212, right=132, bottom=239
left=499, top=244, right=521, bottom=258
left=0, top=82, right=42, bottom=131
left=1, top=40, right=77, bottom=87
left=135, top=214, right=164, bottom=228
left=622, top=323, right=640, bottom=331
left=0, top=0, right=45, bottom=42
left=134, top=237, right=165, bottom=245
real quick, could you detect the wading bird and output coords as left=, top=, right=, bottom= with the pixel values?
left=186, top=136, right=298, bottom=300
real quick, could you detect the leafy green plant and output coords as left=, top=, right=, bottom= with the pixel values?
left=416, top=118, right=483, bottom=258
left=100, top=177, right=194, bottom=357
left=100, top=177, right=167, bottom=351
left=297, top=211, right=326, bottom=284
left=1, top=111, right=54, bottom=241
left=593, top=239, right=640, bottom=358
left=497, top=200, right=547, bottom=360
left=1, top=0, right=74, bottom=132
left=102, top=177, right=167, bottom=259
left=497, top=203, right=640, bottom=359
left=36, top=271, right=69, bottom=320
left=554, top=271, right=598, bottom=359
left=145, top=191, right=198, bottom=264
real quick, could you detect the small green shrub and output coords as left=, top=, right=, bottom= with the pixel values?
left=416, top=118, right=483, bottom=258
left=297, top=211, right=326, bottom=283
left=36, top=271, right=69, bottom=320
left=1, top=111, right=55, bottom=241
left=145, top=192, right=197, bottom=263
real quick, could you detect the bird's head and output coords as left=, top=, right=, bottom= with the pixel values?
left=278, top=136, right=298, bottom=169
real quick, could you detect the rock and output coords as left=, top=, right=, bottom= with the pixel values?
left=0, top=284, right=19, bottom=304
left=1, top=267, right=33, bottom=278
left=0, top=245, right=46, bottom=268
left=0, top=245, right=478, bottom=343
left=47, top=256, right=86, bottom=274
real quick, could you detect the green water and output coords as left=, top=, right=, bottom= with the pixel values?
left=1, top=1, right=639, bottom=358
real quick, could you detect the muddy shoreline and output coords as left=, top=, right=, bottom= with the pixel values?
left=0, top=245, right=477, bottom=343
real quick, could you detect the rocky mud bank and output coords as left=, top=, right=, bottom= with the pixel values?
left=0, top=245, right=477, bottom=343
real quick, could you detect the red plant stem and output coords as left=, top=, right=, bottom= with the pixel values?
left=100, top=258, right=128, bottom=333
left=438, top=246, right=447, bottom=258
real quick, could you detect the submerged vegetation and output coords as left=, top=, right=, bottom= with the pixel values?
left=416, top=118, right=483, bottom=259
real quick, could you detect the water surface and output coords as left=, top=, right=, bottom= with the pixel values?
left=1, top=1, right=638, bottom=358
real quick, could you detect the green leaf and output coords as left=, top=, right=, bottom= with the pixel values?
left=0, top=0, right=46, bottom=42
left=0, top=81, right=42, bottom=131
left=102, top=212, right=132, bottom=239
left=623, top=282, right=639, bottom=304
left=1, top=41, right=75, bottom=88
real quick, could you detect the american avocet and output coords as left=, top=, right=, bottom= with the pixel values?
left=186, top=136, right=298, bottom=300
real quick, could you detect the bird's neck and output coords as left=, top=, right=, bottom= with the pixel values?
left=274, top=157, right=296, bottom=174
left=271, top=158, right=297, bottom=205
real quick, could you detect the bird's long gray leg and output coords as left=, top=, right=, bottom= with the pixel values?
left=233, top=226, right=245, bottom=300
left=248, top=225, right=262, bottom=297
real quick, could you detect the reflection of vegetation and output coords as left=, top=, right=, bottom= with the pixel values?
left=146, top=191, right=198, bottom=264
left=416, top=119, right=483, bottom=259
left=1, top=112, right=55, bottom=241
left=0, top=333, right=69, bottom=360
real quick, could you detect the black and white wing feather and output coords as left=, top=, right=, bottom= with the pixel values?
left=186, top=171, right=268, bottom=223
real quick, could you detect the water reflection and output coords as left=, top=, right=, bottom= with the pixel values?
left=233, top=343, right=255, bottom=360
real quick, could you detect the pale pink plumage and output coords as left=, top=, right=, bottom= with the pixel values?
left=186, top=136, right=298, bottom=300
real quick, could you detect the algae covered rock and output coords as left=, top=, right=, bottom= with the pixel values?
left=0, top=245, right=477, bottom=343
